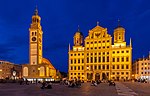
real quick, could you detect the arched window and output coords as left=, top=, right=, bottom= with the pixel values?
left=40, top=66, right=45, bottom=76
left=23, top=67, right=28, bottom=76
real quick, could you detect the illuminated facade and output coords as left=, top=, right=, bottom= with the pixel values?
left=0, top=60, right=22, bottom=79
left=22, top=8, right=56, bottom=81
left=132, top=53, right=150, bottom=80
left=68, top=22, right=132, bottom=81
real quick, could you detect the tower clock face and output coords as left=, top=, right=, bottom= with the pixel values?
left=32, top=37, right=36, bottom=41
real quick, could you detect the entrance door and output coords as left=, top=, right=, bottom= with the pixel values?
left=102, top=73, right=107, bottom=80
left=95, top=73, right=100, bottom=81
left=87, top=73, right=93, bottom=81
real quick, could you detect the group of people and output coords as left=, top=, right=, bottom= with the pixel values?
left=60, top=79, right=82, bottom=88
left=41, top=81, right=52, bottom=89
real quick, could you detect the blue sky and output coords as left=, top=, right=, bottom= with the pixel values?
left=0, top=0, right=150, bottom=72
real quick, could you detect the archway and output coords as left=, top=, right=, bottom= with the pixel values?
left=23, top=67, right=28, bottom=76
left=102, top=73, right=107, bottom=80
left=87, top=73, right=93, bottom=81
left=95, top=73, right=100, bottom=81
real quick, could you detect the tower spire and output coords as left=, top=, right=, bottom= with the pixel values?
left=97, top=21, right=99, bottom=26
left=130, top=38, right=132, bottom=47
left=77, top=25, right=80, bottom=32
left=34, top=5, right=38, bottom=15
left=118, top=19, right=120, bottom=27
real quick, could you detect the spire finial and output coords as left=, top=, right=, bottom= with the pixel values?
left=118, top=19, right=120, bottom=27
left=97, top=21, right=99, bottom=26
left=34, top=5, right=38, bottom=15
left=77, top=25, right=80, bottom=32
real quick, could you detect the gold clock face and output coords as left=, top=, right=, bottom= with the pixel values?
left=32, top=37, right=36, bottom=41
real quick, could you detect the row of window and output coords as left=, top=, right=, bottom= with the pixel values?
left=86, top=46, right=110, bottom=50
left=70, top=56, right=129, bottom=64
left=70, top=73, right=84, bottom=75
left=70, top=50, right=129, bottom=57
left=86, top=40, right=110, bottom=44
left=70, top=64, right=129, bottom=70
left=112, top=72, right=129, bottom=75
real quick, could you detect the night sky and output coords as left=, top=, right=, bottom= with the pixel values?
left=0, top=0, right=150, bottom=72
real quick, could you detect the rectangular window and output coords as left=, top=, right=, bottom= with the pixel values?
left=91, top=57, right=93, bottom=63
left=113, top=51, right=115, bottom=54
left=98, top=65, right=101, bottom=69
left=113, top=58, right=115, bottom=62
left=82, top=66, right=84, bottom=70
left=74, top=66, right=76, bottom=70
left=107, top=65, right=109, bottom=69
left=103, top=57, right=105, bottom=62
left=87, top=57, right=89, bottom=63
left=91, top=65, right=93, bottom=70
left=112, top=65, right=115, bottom=69
left=107, top=56, right=109, bottom=62
left=78, top=53, right=80, bottom=56
left=117, top=65, right=119, bottom=69
left=126, top=65, right=129, bottom=69
left=95, top=65, right=97, bottom=70
left=74, top=59, right=76, bottom=64
left=78, top=59, right=80, bottom=63
left=87, top=42, right=89, bottom=44
left=117, top=57, right=119, bottom=62
left=95, top=57, right=97, bottom=62
left=99, top=57, right=101, bottom=62
left=71, top=59, right=73, bottom=64
left=102, top=65, right=105, bottom=70
left=122, top=57, right=124, bottom=62
left=78, top=66, right=80, bottom=70
left=71, top=66, right=73, bottom=70
left=82, top=59, right=84, bottom=63
left=126, top=50, right=129, bottom=53
left=126, top=57, right=129, bottom=62
left=121, top=51, right=124, bottom=53
left=122, top=65, right=124, bottom=69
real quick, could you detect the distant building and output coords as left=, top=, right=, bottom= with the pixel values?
left=68, top=22, right=132, bottom=81
left=22, top=7, right=56, bottom=81
left=132, top=53, right=150, bottom=80
left=0, top=60, right=22, bottom=79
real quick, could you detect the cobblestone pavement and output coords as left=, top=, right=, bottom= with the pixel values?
left=0, top=82, right=117, bottom=96
left=0, top=82, right=150, bottom=96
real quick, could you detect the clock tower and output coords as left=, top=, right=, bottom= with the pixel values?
left=29, top=7, right=43, bottom=65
